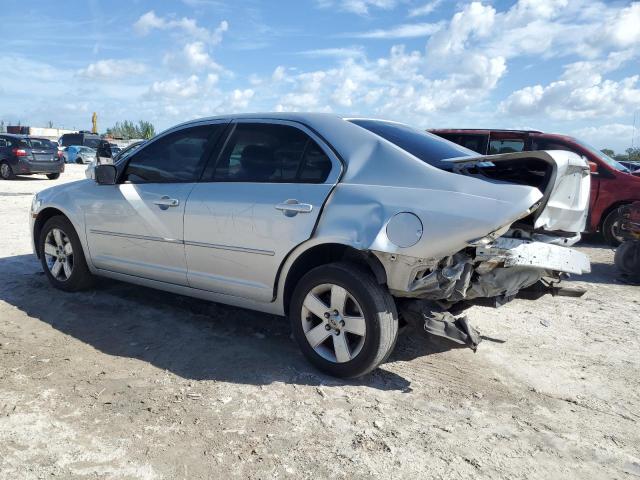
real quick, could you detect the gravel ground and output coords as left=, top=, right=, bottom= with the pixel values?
left=1, top=165, right=639, bottom=479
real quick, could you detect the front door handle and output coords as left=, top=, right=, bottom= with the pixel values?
left=275, top=199, right=313, bottom=217
left=153, top=196, right=180, bottom=210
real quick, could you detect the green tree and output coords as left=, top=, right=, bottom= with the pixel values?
left=601, top=148, right=615, bottom=157
left=106, top=120, right=156, bottom=140
left=626, top=147, right=640, bottom=162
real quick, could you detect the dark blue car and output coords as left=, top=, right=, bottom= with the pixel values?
left=0, top=134, right=64, bottom=180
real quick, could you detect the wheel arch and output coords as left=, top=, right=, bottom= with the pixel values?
left=33, top=207, right=72, bottom=258
left=600, top=200, right=636, bottom=230
left=279, top=241, right=387, bottom=316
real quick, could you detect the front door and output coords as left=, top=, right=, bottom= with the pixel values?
left=184, top=120, right=341, bottom=302
left=84, top=122, right=226, bottom=285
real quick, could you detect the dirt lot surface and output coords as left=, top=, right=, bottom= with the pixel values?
left=1, top=165, right=639, bottom=479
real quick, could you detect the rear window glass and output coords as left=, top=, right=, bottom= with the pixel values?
left=83, top=137, right=101, bottom=148
left=349, top=119, right=474, bottom=169
left=489, top=139, right=524, bottom=154
left=29, top=138, right=55, bottom=149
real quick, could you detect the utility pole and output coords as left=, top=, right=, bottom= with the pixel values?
left=632, top=110, right=638, bottom=149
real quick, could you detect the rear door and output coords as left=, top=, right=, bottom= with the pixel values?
left=84, top=121, right=227, bottom=284
left=184, top=120, right=341, bottom=302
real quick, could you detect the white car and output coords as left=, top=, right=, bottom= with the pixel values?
left=30, top=113, right=591, bottom=377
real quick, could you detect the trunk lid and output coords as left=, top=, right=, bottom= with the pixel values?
left=446, top=150, right=591, bottom=233
left=25, top=138, right=58, bottom=163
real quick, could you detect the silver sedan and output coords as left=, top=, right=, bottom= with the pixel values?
left=30, top=113, right=591, bottom=377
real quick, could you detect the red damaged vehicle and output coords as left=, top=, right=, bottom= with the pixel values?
left=429, top=129, right=640, bottom=245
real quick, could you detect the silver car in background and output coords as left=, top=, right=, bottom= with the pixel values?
left=30, top=113, right=591, bottom=377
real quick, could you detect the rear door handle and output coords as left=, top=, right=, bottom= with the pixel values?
left=275, top=200, right=313, bottom=216
left=153, top=196, right=180, bottom=210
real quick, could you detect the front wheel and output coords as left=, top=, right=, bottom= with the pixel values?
left=289, top=262, right=398, bottom=378
left=38, top=216, right=94, bottom=292
left=46, top=173, right=60, bottom=180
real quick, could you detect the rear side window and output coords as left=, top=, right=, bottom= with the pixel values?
left=206, top=123, right=333, bottom=183
left=350, top=120, right=475, bottom=169
left=489, top=138, right=524, bottom=154
left=122, top=125, right=222, bottom=183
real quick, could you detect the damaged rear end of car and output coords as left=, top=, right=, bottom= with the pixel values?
left=316, top=119, right=592, bottom=351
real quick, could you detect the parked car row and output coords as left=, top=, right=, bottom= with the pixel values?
left=31, top=113, right=593, bottom=377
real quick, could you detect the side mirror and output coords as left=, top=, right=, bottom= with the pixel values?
left=588, top=161, right=598, bottom=175
left=95, top=164, right=117, bottom=185
left=96, top=140, right=113, bottom=165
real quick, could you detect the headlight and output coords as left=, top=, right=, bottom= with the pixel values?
left=31, top=195, right=41, bottom=212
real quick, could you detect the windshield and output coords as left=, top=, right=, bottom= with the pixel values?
left=348, top=119, right=475, bottom=169
left=573, top=137, right=630, bottom=173
left=79, top=147, right=95, bottom=153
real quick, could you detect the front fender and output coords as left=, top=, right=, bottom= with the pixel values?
left=31, top=180, right=96, bottom=272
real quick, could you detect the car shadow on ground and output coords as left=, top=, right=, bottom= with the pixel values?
left=0, top=254, right=463, bottom=393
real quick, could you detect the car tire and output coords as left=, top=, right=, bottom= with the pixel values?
left=602, top=208, right=625, bottom=246
left=289, top=262, right=398, bottom=378
left=46, top=173, right=60, bottom=180
left=38, top=216, right=94, bottom=292
left=0, top=161, right=15, bottom=180
left=614, top=241, right=640, bottom=277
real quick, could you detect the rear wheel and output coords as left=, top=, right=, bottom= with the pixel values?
left=38, top=216, right=94, bottom=292
left=615, top=241, right=640, bottom=277
left=602, top=208, right=625, bottom=246
left=0, top=162, right=15, bottom=180
left=46, top=173, right=60, bottom=180
left=290, top=262, right=398, bottom=378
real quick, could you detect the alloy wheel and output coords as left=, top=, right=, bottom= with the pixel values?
left=43, top=228, right=74, bottom=281
left=1, top=163, right=10, bottom=179
left=301, top=283, right=367, bottom=363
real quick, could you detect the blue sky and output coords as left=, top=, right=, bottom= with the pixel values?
left=1, top=0, right=639, bottom=152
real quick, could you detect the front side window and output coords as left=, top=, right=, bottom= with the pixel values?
left=208, top=123, right=332, bottom=183
left=122, top=125, right=220, bottom=183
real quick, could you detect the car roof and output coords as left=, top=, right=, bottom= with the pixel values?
left=428, top=128, right=544, bottom=134
left=0, top=133, right=29, bottom=138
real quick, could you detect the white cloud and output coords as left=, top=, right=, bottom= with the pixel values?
left=298, top=47, right=365, bottom=58
left=426, top=2, right=496, bottom=59
left=316, top=0, right=401, bottom=15
left=571, top=123, right=636, bottom=153
left=163, top=42, right=224, bottom=72
left=134, top=11, right=228, bottom=45
left=78, top=59, right=146, bottom=79
left=147, top=75, right=201, bottom=99
left=350, top=22, right=441, bottom=39
left=500, top=52, right=640, bottom=120
left=408, top=0, right=442, bottom=18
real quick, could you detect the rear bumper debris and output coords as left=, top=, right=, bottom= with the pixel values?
left=375, top=237, right=590, bottom=305
left=401, top=301, right=481, bottom=351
